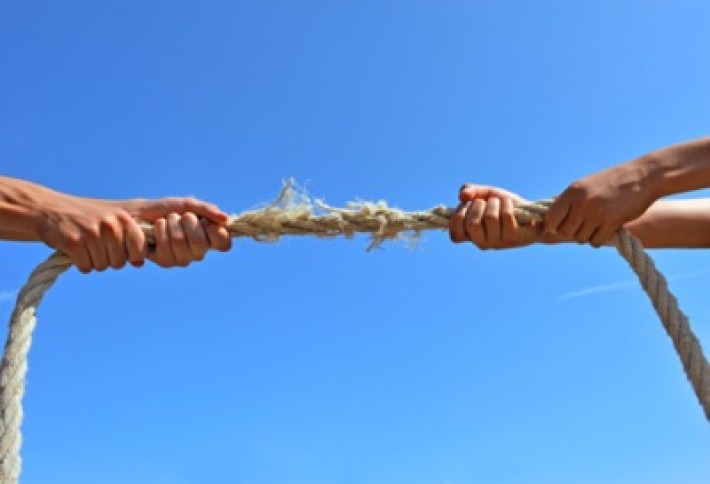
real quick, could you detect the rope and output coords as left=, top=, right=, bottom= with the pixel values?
left=0, top=197, right=708, bottom=483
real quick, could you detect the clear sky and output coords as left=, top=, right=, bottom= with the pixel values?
left=1, top=1, right=710, bottom=483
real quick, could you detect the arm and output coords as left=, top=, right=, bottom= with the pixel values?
left=0, top=176, right=232, bottom=272
left=545, top=137, right=710, bottom=246
left=644, top=137, right=710, bottom=197
left=625, top=199, right=710, bottom=248
left=0, top=176, right=57, bottom=241
left=450, top=185, right=710, bottom=250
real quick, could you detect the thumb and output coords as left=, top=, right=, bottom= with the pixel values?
left=459, top=184, right=525, bottom=204
left=139, top=197, right=229, bottom=224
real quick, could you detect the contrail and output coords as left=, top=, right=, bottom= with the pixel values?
left=0, top=291, right=16, bottom=304
left=561, top=268, right=710, bottom=300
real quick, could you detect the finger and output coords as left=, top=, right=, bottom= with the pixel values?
left=204, top=219, right=232, bottom=252
left=556, top=204, right=585, bottom=240
left=573, top=220, right=598, bottom=245
left=167, top=212, right=192, bottom=267
left=464, top=199, right=487, bottom=248
left=151, top=218, right=174, bottom=268
left=449, top=202, right=469, bottom=243
left=591, top=225, right=618, bottom=248
left=180, top=198, right=229, bottom=224
left=104, top=228, right=128, bottom=270
left=482, top=197, right=502, bottom=247
left=544, top=198, right=570, bottom=235
left=500, top=197, right=519, bottom=246
left=181, top=213, right=209, bottom=260
left=459, top=184, right=523, bottom=204
left=70, top=246, right=93, bottom=274
left=86, top=239, right=110, bottom=272
left=123, top=218, right=147, bottom=268
left=141, top=197, right=229, bottom=224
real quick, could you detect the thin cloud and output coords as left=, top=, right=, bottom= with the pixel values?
left=561, top=268, right=710, bottom=300
left=0, top=291, right=16, bottom=304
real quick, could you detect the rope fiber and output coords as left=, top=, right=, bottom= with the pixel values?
left=0, top=192, right=708, bottom=483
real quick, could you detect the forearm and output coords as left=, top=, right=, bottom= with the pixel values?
left=641, top=137, right=710, bottom=198
left=624, top=199, right=710, bottom=248
left=0, top=176, right=58, bottom=241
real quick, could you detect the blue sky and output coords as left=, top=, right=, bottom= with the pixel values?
left=2, top=1, right=710, bottom=483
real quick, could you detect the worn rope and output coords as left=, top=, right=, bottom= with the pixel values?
left=0, top=197, right=708, bottom=483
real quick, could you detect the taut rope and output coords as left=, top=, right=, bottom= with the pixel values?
left=0, top=197, right=708, bottom=483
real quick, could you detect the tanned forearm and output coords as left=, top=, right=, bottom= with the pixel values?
left=615, top=137, right=710, bottom=248
left=642, top=137, right=710, bottom=199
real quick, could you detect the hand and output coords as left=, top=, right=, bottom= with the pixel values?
left=36, top=194, right=231, bottom=273
left=545, top=160, right=657, bottom=247
left=117, top=197, right=232, bottom=269
left=449, top=184, right=543, bottom=249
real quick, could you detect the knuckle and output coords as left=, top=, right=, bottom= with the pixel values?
left=100, top=219, right=121, bottom=237
left=568, top=181, right=588, bottom=196
left=118, top=210, right=136, bottom=225
left=65, top=233, right=84, bottom=249
left=449, top=210, right=465, bottom=227
left=183, top=211, right=199, bottom=223
left=85, top=225, right=102, bottom=242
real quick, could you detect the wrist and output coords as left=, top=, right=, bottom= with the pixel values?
left=629, top=154, right=665, bottom=203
